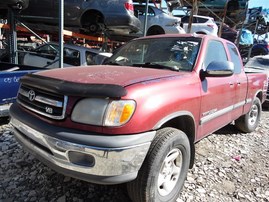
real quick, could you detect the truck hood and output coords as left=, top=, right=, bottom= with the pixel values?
left=21, top=65, right=189, bottom=98
left=35, top=65, right=183, bottom=86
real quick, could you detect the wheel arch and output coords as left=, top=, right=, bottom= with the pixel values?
left=255, top=90, right=264, bottom=104
left=80, top=9, right=104, bottom=26
left=146, top=25, right=165, bottom=35
left=153, top=111, right=196, bottom=168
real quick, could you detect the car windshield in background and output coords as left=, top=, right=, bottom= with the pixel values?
left=106, top=37, right=201, bottom=71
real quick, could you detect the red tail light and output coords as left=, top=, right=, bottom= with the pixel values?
left=125, top=2, right=134, bottom=11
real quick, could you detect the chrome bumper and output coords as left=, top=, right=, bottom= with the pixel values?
left=11, top=118, right=154, bottom=184
left=0, top=103, right=12, bottom=117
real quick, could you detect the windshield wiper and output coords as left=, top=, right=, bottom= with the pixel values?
left=132, top=63, right=178, bottom=72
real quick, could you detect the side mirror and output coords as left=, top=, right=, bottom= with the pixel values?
left=200, top=61, right=234, bottom=79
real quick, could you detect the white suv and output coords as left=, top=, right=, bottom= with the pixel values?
left=134, top=5, right=185, bottom=36
left=180, top=15, right=218, bottom=36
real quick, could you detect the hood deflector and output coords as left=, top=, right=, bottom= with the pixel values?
left=20, top=74, right=127, bottom=98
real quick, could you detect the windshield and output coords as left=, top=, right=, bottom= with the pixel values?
left=106, top=37, right=201, bottom=72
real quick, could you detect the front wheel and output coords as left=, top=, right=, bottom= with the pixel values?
left=127, top=127, right=191, bottom=202
left=235, top=97, right=261, bottom=133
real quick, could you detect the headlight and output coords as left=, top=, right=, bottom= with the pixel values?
left=71, top=98, right=136, bottom=127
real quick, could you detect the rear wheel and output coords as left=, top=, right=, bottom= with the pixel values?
left=235, top=97, right=261, bottom=133
left=127, top=127, right=190, bottom=202
left=82, top=11, right=104, bottom=34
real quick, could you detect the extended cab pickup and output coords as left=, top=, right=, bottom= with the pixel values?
left=10, top=34, right=267, bottom=202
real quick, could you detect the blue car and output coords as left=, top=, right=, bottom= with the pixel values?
left=251, top=41, right=269, bottom=57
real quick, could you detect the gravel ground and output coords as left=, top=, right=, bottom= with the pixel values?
left=0, top=109, right=269, bottom=202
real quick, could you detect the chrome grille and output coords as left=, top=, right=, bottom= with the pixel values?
left=17, top=85, right=67, bottom=120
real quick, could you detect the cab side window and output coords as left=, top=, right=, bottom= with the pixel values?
left=204, top=40, right=228, bottom=68
left=227, top=43, right=242, bottom=74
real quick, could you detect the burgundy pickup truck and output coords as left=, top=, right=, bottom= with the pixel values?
left=10, top=34, right=267, bottom=202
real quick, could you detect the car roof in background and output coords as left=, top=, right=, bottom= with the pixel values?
left=36, top=42, right=106, bottom=54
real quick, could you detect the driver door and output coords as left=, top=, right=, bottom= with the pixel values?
left=197, top=40, right=236, bottom=140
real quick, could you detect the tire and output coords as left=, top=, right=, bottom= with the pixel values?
left=235, top=97, right=261, bottom=133
left=127, top=127, right=191, bottom=202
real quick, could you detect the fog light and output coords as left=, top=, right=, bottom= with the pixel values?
left=68, top=151, right=95, bottom=167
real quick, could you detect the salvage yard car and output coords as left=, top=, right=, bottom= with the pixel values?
left=180, top=15, right=218, bottom=36
left=23, top=42, right=112, bottom=68
left=10, top=34, right=267, bottom=202
left=181, top=0, right=248, bottom=11
left=0, top=0, right=29, bottom=10
left=14, top=0, right=140, bottom=35
left=134, top=4, right=185, bottom=35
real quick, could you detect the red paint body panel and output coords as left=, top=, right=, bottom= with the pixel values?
left=37, top=65, right=180, bottom=86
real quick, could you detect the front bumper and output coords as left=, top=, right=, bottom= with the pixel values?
left=0, top=103, right=12, bottom=117
left=10, top=103, right=155, bottom=184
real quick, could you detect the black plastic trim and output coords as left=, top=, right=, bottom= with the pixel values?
left=20, top=74, right=127, bottom=98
